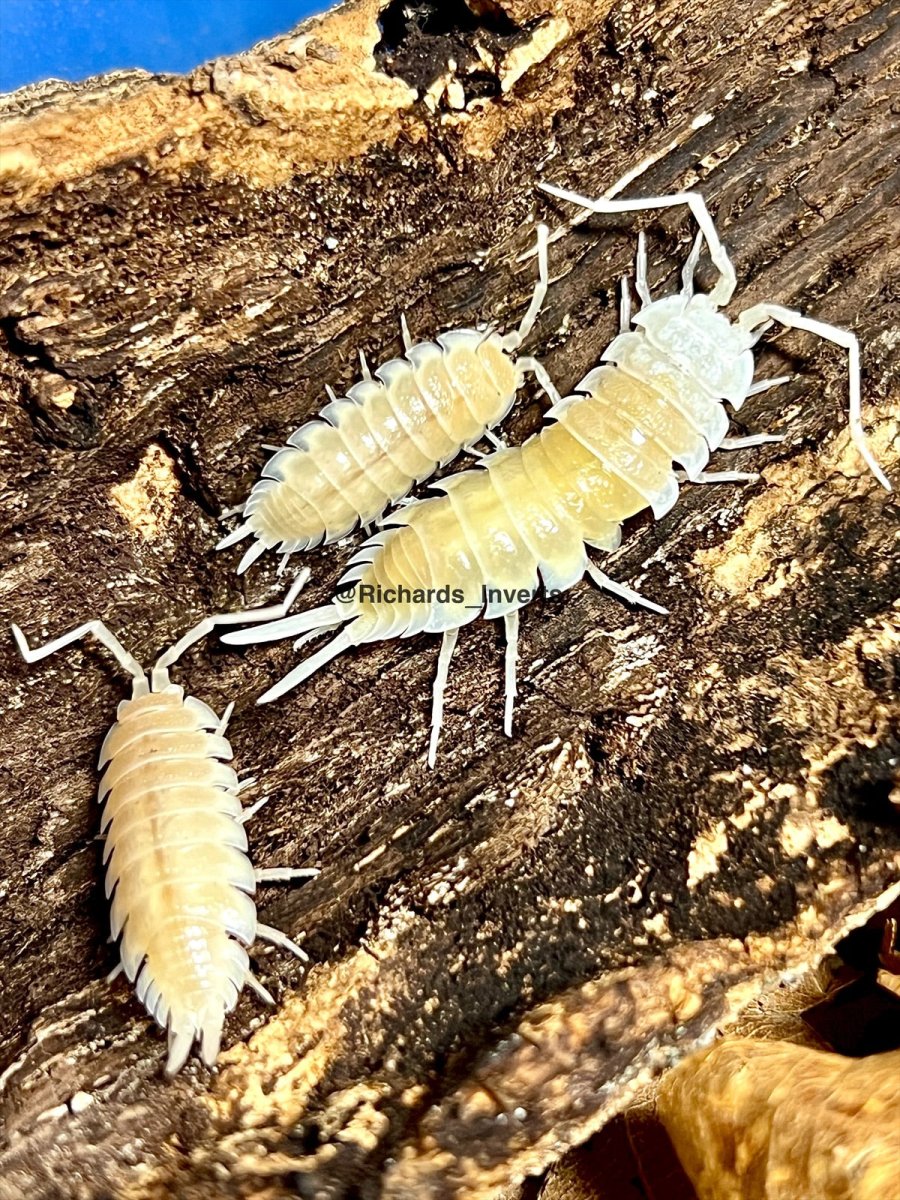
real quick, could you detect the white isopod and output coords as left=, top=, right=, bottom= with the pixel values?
left=221, top=183, right=891, bottom=765
left=12, top=575, right=317, bottom=1075
left=218, top=225, right=560, bottom=574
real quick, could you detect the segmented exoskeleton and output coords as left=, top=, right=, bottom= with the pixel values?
left=222, top=184, right=891, bottom=765
left=12, top=576, right=316, bottom=1074
left=218, top=225, right=559, bottom=574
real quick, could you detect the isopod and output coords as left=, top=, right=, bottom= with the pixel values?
left=11, top=575, right=317, bottom=1075
left=217, top=224, right=560, bottom=574
left=221, top=184, right=891, bottom=765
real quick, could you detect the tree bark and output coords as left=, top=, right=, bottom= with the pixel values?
left=0, top=1, right=898, bottom=1197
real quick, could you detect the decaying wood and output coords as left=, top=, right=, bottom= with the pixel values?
left=658, top=1041, right=900, bottom=1200
left=517, top=912, right=900, bottom=1200
left=647, top=916, right=900, bottom=1200
left=0, top=0, right=898, bottom=1196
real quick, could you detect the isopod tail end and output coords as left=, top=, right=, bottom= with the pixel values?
left=237, top=538, right=269, bottom=575
left=221, top=604, right=339, bottom=647
left=216, top=522, right=253, bottom=551
left=165, top=1025, right=195, bottom=1076
left=257, top=629, right=353, bottom=705
left=218, top=503, right=246, bottom=520
left=199, top=1015, right=225, bottom=1069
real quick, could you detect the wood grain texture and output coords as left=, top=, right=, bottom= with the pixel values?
left=0, top=0, right=898, bottom=1196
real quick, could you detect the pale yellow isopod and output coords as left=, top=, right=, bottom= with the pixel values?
left=218, top=225, right=558, bottom=574
left=11, top=575, right=316, bottom=1074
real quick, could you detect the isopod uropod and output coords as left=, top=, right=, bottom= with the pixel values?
left=222, top=184, right=891, bottom=765
left=11, top=575, right=317, bottom=1075
left=217, top=225, right=559, bottom=574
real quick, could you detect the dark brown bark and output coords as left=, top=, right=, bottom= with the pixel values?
left=0, top=1, right=898, bottom=1197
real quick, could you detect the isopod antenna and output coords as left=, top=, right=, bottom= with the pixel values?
left=12, top=571, right=311, bottom=697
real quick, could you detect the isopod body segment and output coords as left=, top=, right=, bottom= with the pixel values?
left=218, top=225, right=560, bottom=574
left=222, top=182, right=891, bottom=766
left=11, top=575, right=317, bottom=1075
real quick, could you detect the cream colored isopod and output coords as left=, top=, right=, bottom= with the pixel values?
left=218, top=225, right=559, bottom=574
left=11, top=575, right=316, bottom=1075
left=221, top=183, right=891, bottom=765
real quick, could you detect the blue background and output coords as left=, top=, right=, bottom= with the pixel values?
left=1, top=1, right=327, bottom=94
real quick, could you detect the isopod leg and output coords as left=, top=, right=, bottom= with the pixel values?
left=503, top=611, right=519, bottom=738
left=256, top=922, right=309, bottom=963
left=428, top=628, right=459, bottom=768
left=681, top=230, right=705, bottom=298
left=619, top=276, right=632, bottom=332
left=680, top=470, right=759, bottom=484
left=504, top=223, right=550, bottom=351
left=359, top=348, right=373, bottom=381
left=719, top=434, right=784, bottom=450
left=537, top=182, right=737, bottom=307
left=517, top=355, right=562, bottom=406
left=718, top=379, right=791, bottom=453
left=635, top=231, right=651, bottom=305
left=400, top=312, right=413, bottom=352
left=738, top=302, right=891, bottom=491
left=586, top=564, right=669, bottom=616
left=245, top=972, right=275, bottom=1006
left=746, top=375, right=793, bottom=397
left=238, top=794, right=270, bottom=824
left=11, top=620, right=145, bottom=685
left=255, top=867, right=320, bottom=883
left=152, top=570, right=310, bottom=686
left=215, top=701, right=236, bottom=737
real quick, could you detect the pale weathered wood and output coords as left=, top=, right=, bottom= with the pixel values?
left=0, top=1, right=898, bottom=1196
left=658, top=1041, right=900, bottom=1200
